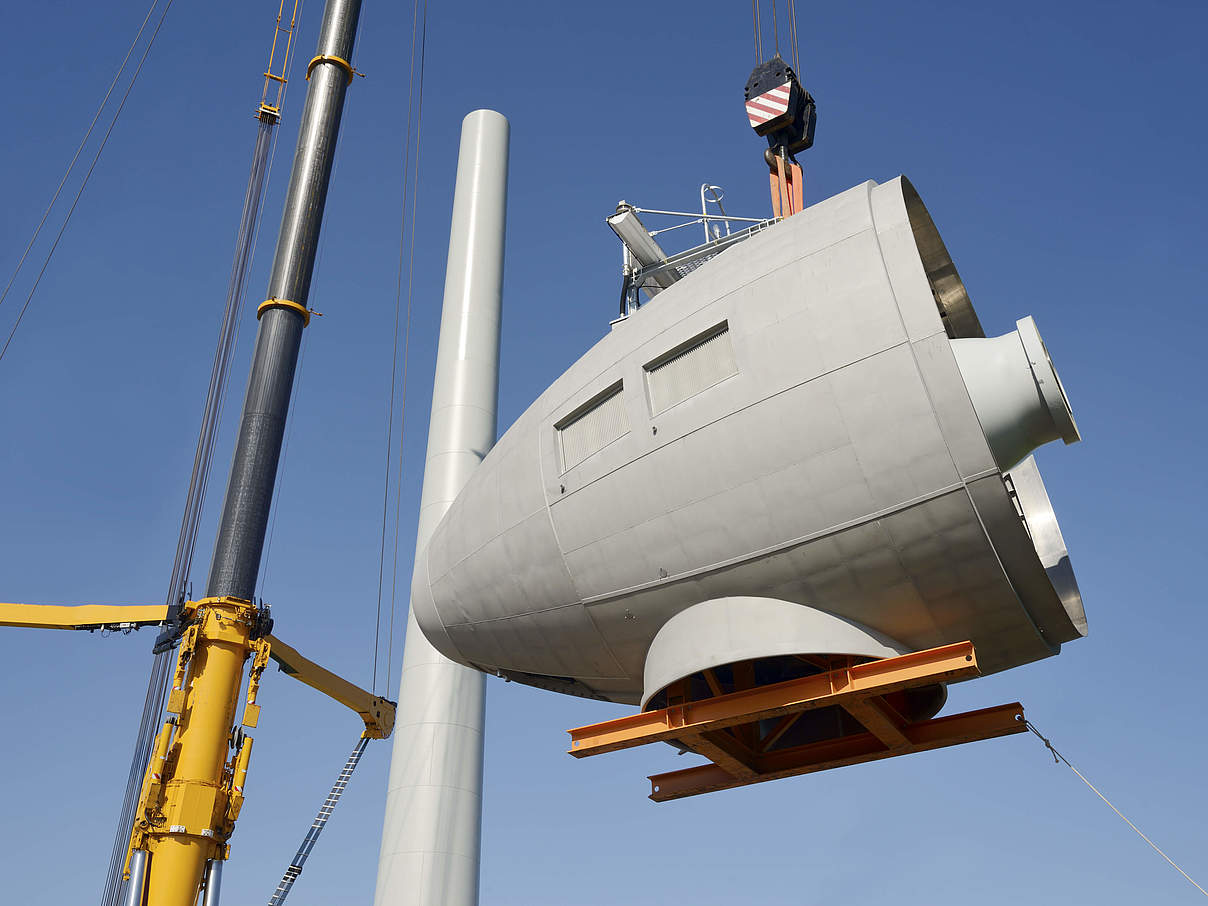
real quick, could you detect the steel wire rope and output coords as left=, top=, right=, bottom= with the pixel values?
left=373, top=0, right=425, bottom=697
left=181, top=121, right=275, bottom=606
left=757, top=0, right=764, bottom=64
left=100, top=9, right=304, bottom=902
left=751, top=0, right=761, bottom=64
left=385, top=0, right=428, bottom=703
left=210, top=0, right=307, bottom=500
left=0, top=0, right=159, bottom=314
left=65, top=6, right=186, bottom=903
left=0, top=0, right=176, bottom=367
left=217, top=21, right=304, bottom=602
left=257, top=0, right=364, bottom=604
left=256, top=31, right=349, bottom=605
left=99, top=89, right=277, bottom=906
left=99, top=633, right=173, bottom=906
left=194, top=0, right=307, bottom=597
left=1023, top=719, right=1208, bottom=897
left=771, top=0, right=780, bottom=58
left=193, top=111, right=290, bottom=563
left=788, top=0, right=799, bottom=75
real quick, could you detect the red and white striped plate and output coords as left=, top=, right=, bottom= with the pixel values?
left=746, top=81, right=791, bottom=129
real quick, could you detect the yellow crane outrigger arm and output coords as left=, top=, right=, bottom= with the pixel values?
left=264, top=634, right=395, bottom=739
left=0, top=601, right=171, bottom=631
left=0, top=601, right=395, bottom=738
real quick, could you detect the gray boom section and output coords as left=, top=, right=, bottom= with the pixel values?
left=205, top=0, right=362, bottom=600
left=375, top=110, right=509, bottom=906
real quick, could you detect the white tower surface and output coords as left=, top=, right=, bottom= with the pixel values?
left=375, top=109, right=509, bottom=906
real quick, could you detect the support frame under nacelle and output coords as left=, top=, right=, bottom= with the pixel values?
left=567, top=641, right=1026, bottom=801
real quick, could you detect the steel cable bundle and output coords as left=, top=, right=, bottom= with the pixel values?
left=99, top=118, right=279, bottom=906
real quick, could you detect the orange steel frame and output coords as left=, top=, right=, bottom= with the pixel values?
left=567, top=641, right=1027, bottom=802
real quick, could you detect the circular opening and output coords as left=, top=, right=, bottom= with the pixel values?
left=900, top=177, right=985, bottom=340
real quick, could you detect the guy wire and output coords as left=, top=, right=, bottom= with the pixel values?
left=771, top=0, right=779, bottom=59
left=373, top=0, right=426, bottom=696
left=1024, top=719, right=1208, bottom=897
left=386, top=0, right=429, bottom=703
left=0, top=0, right=176, bottom=366
left=0, top=0, right=160, bottom=314
left=751, top=0, right=760, bottom=65
left=789, top=0, right=800, bottom=75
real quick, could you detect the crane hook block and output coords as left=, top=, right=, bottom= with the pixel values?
left=744, top=55, right=817, bottom=156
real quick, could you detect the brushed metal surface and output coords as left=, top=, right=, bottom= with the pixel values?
left=640, top=596, right=907, bottom=709
left=411, top=177, right=1086, bottom=705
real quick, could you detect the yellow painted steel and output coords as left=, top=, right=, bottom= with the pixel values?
left=228, top=736, right=253, bottom=822
left=112, top=598, right=396, bottom=904
left=306, top=53, right=354, bottom=81
left=0, top=601, right=170, bottom=631
left=1, top=592, right=394, bottom=904
left=120, top=596, right=259, bottom=906
left=124, top=719, right=176, bottom=880
left=242, top=638, right=272, bottom=728
left=258, top=0, right=302, bottom=121
left=257, top=297, right=311, bottom=325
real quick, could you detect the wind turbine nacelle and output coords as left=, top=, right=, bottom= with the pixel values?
left=411, top=177, right=1087, bottom=707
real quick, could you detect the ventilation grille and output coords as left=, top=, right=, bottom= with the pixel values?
left=557, top=383, right=628, bottom=471
left=646, top=325, right=738, bottom=414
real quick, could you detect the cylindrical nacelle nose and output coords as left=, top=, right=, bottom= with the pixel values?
left=951, top=316, right=1080, bottom=470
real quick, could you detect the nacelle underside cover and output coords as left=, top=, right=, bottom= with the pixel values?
left=412, top=177, right=1086, bottom=705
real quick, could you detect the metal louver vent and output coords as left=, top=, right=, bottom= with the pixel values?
left=557, top=383, right=629, bottom=471
left=646, top=325, right=738, bottom=414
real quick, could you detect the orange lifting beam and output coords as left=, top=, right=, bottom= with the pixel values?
left=567, top=641, right=1027, bottom=802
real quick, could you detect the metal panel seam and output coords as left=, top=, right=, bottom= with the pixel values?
left=867, top=180, right=1050, bottom=650
left=547, top=221, right=875, bottom=425
left=535, top=416, right=627, bottom=674
left=577, top=479, right=997, bottom=607
left=955, top=480, right=1052, bottom=651
left=865, top=180, right=967, bottom=487
left=555, top=339, right=917, bottom=504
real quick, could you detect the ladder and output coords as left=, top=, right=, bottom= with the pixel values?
left=267, top=736, right=371, bottom=906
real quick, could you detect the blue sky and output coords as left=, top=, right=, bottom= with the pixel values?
left=1, top=1, right=1205, bottom=903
